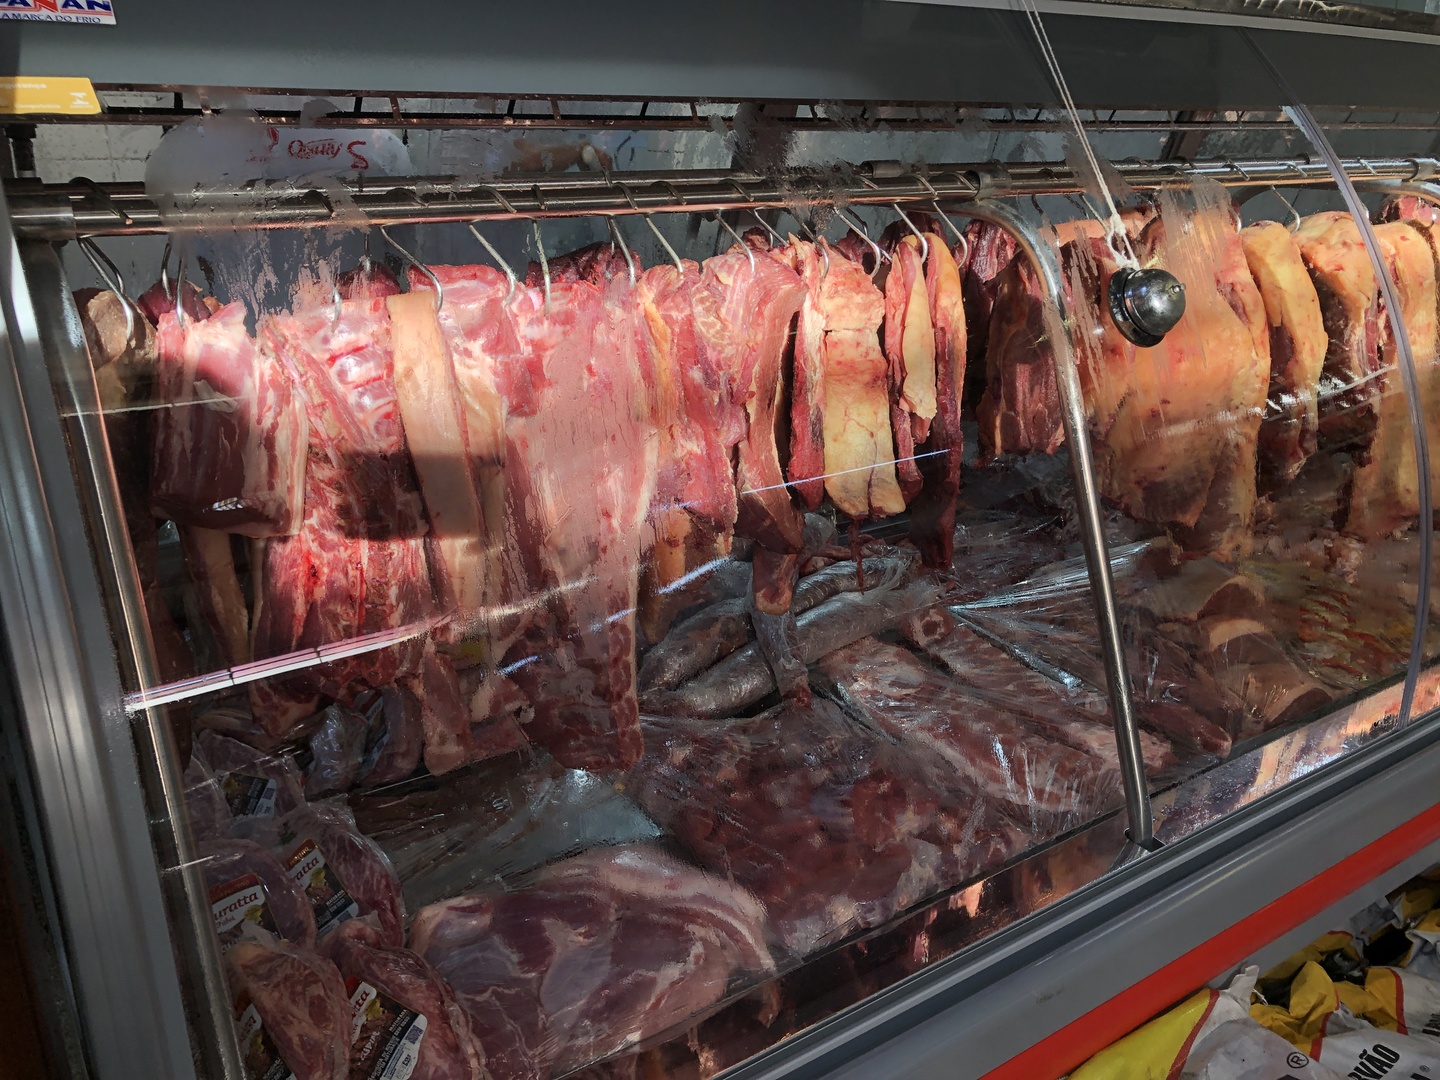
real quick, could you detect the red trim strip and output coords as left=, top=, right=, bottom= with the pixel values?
left=981, top=800, right=1440, bottom=1080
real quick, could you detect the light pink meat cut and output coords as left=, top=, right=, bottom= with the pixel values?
left=819, top=637, right=1123, bottom=835
left=322, top=917, right=488, bottom=1080
left=485, top=276, right=657, bottom=771
left=227, top=931, right=350, bottom=1080
left=152, top=303, right=307, bottom=536
left=410, top=845, right=774, bottom=1078
left=883, top=235, right=937, bottom=502
left=785, top=239, right=829, bottom=510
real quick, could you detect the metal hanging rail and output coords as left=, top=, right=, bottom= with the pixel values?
left=6, top=156, right=1437, bottom=240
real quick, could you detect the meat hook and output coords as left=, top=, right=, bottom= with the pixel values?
left=465, top=220, right=518, bottom=303
left=617, top=181, right=683, bottom=273
left=604, top=215, right=638, bottom=286
left=530, top=218, right=552, bottom=310
left=1267, top=186, right=1302, bottom=231
left=832, top=206, right=888, bottom=277
left=77, top=235, right=140, bottom=350
left=378, top=225, right=444, bottom=312
left=714, top=214, right=756, bottom=273
left=891, top=202, right=930, bottom=263
left=913, top=176, right=970, bottom=264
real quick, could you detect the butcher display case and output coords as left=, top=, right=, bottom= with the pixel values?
left=7, top=2, right=1440, bottom=1079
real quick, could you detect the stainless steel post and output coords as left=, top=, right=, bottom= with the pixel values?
left=950, top=199, right=1155, bottom=852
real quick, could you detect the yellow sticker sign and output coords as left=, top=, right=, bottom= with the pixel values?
left=0, top=77, right=101, bottom=116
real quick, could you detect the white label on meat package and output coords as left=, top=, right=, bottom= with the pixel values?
left=234, top=1000, right=297, bottom=1080
left=208, top=873, right=278, bottom=951
left=284, top=837, right=359, bottom=937
left=347, top=979, right=427, bottom=1080
left=0, top=0, right=115, bottom=24
left=220, top=771, right=278, bottom=818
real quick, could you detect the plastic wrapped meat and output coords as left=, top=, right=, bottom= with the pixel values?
left=353, top=685, right=425, bottom=789
left=195, top=729, right=306, bottom=821
left=819, top=637, right=1123, bottom=834
left=410, top=845, right=775, bottom=1079
left=322, top=916, right=487, bottom=1080
left=151, top=302, right=307, bottom=536
left=303, top=705, right=370, bottom=799
left=184, top=753, right=233, bottom=840
left=899, top=607, right=1178, bottom=776
left=1343, top=220, right=1440, bottom=540
left=627, top=698, right=1026, bottom=955
left=227, top=928, right=350, bottom=1080
left=250, top=802, right=406, bottom=948
left=1294, top=211, right=1383, bottom=450
left=200, top=838, right=318, bottom=950
left=1240, top=221, right=1328, bottom=490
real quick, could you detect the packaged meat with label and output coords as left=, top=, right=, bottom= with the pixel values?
left=302, top=704, right=371, bottom=799
left=201, top=838, right=318, bottom=951
left=818, top=637, right=1123, bottom=836
left=185, top=753, right=234, bottom=840
left=626, top=697, right=1027, bottom=956
left=352, top=685, right=425, bottom=789
left=251, top=802, right=406, bottom=947
left=196, top=729, right=307, bottom=821
left=410, top=844, right=775, bottom=1079
left=322, top=915, right=487, bottom=1080
left=227, top=925, right=350, bottom=1080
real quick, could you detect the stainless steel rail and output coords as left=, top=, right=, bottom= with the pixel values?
left=5, top=156, right=1436, bottom=239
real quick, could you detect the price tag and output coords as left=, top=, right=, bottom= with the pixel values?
left=0, top=77, right=101, bottom=114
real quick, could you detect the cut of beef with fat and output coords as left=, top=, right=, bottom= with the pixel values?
left=411, top=845, right=775, bottom=1079
left=201, top=838, right=318, bottom=950
left=151, top=303, right=307, bottom=536
left=959, top=219, right=1018, bottom=411
left=883, top=234, right=938, bottom=502
left=628, top=699, right=1026, bottom=955
left=819, top=637, right=1122, bottom=835
left=227, top=929, right=350, bottom=1080
left=1240, top=221, right=1328, bottom=490
left=323, top=917, right=488, bottom=1080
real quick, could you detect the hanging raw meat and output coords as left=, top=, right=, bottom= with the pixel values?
left=784, top=238, right=829, bottom=510
left=1087, top=185, right=1270, bottom=558
left=634, top=258, right=737, bottom=639
left=976, top=251, right=1067, bottom=458
left=152, top=303, right=307, bottom=536
left=883, top=235, right=938, bottom=501
left=1240, top=222, right=1328, bottom=491
left=960, top=219, right=1018, bottom=411
left=322, top=916, right=488, bottom=1080
left=249, top=294, right=436, bottom=737
left=489, top=274, right=658, bottom=772
left=908, top=229, right=968, bottom=567
left=1343, top=220, right=1440, bottom=539
left=1293, top=211, right=1385, bottom=451
left=798, top=239, right=907, bottom=521
left=410, top=845, right=774, bottom=1079
left=692, top=245, right=807, bottom=613
left=400, top=637, right=525, bottom=777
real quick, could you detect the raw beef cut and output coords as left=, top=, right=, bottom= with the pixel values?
left=627, top=698, right=1026, bottom=954
left=152, top=303, right=307, bottom=536
left=352, top=684, right=425, bottom=788
left=908, top=230, right=968, bottom=566
left=227, top=928, right=350, bottom=1080
left=976, top=252, right=1066, bottom=457
left=388, top=289, right=490, bottom=643
left=1293, top=211, right=1384, bottom=450
left=959, top=219, right=1018, bottom=410
left=899, top=607, right=1177, bottom=775
left=179, top=526, right=250, bottom=668
left=195, top=729, right=307, bottom=820
left=322, top=916, right=488, bottom=1080
left=883, top=234, right=938, bottom=501
left=303, top=705, right=369, bottom=798
left=401, top=638, right=525, bottom=776
left=692, top=245, right=807, bottom=567
left=635, top=259, right=737, bottom=638
left=1089, top=185, right=1270, bottom=558
left=805, top=240, right=906, bottom=521
left=250, top=292, right=436, bottom=735
left=492, top=274, right=658, bottom=771
left=526, top=242, right=635, bottom=286
left=784, top=239, right=829, bottom=510
left=1240, top=221, right=1328, bottom=490
left=201, top=838, right=318, bottom=950
left=819, top=637, right=1123, bottom=834
left=1343, top=220, right=1440, bottom=539
left=410, top=845, right=774, bottom=1078
left=184, top=754, right=233, bottom=840
left=259, top=802, right=406, bottom=948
